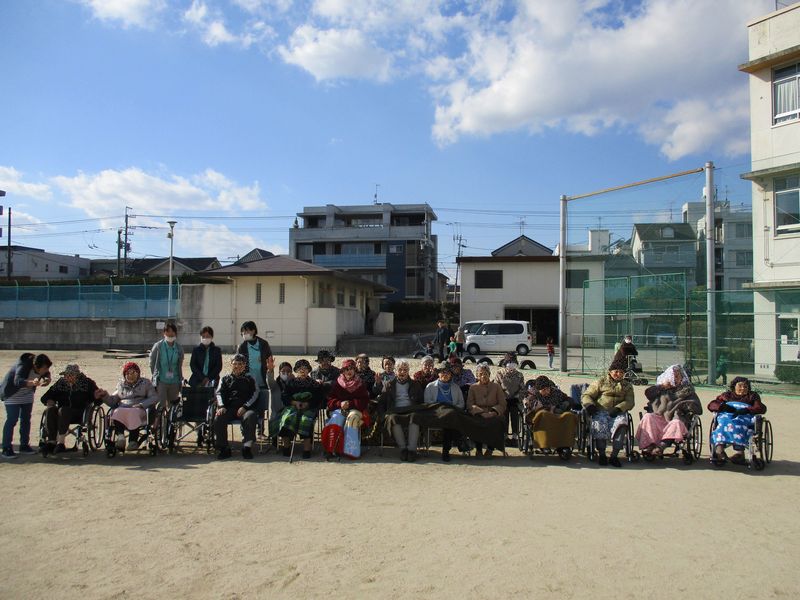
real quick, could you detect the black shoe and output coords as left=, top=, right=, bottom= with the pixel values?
left=53, top=443, right=67, bottom=455
left=407, top=451, right=418, bottom=463
left=598, top=454, right=608, bottom=466
left=302, top=451, right=311, bottom=459
left=609, top=456, right=622, bottom=468
left=282, top=447, right=291, bottom=457
left=441, top=451, right=451, bottom=463
left=242, top=446, right=254, bottom=460
left=216, top=447, right=232, bottom=460
left=18, top=445, right=37, bottom=455
left=400, top=448, right=409, bottom=462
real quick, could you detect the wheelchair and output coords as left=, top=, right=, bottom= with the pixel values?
left=623, top=356, right=648, bottom=386
left=104, top=406, right=160, bottom=457
left=580, top=409, right=640, bottom=463
left=38, top=403, right=106, bottom=457
left=638, top=410, right=703, bottom=465
left=708, top=412, right=773, bottom=471
left=518, top=407, right=580, bottom=460
left=164, top=385, right=215, bottom=454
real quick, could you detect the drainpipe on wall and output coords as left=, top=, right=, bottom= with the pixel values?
left=301, top=276, right=309, bottom=354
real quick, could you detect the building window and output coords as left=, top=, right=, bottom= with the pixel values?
left=735, top=223, right=752, bottom=239
left=279, top=282, right=285, bottom=304
left=255, top=283, right=262, bottom=304
left=58, top=265, right=68, bottom=274
left=296, top=244, right=313, bottom=260
left=773, top=63, right=799, bottom=125
left=474, top=270, right=503, bottom=289
left=336, top=287, right=345, bottom=305
left=775, top=175, right=800, bottom=234
left=735, top=251, right=753, bottom=267
left=349, top=290, right=356, bottom=307
left=566, top=269, right=589, bottom=289
left=45, top=264, right=49, bottom=272
left=662, top=226, right=674, bottom=238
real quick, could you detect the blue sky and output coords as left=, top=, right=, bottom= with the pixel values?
left=0, top=0, right=778, bottom=281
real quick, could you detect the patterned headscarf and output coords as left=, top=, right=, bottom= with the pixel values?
left=656, top=364, right=689, bottom=387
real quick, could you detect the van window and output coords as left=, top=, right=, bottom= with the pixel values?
left=481, top=324, right=501, bottom=335
left=463, top=322, right=484, bottom=335
left=498, top=323, right=524, bottom=335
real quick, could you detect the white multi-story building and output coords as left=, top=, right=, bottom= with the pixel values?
left=739, top=2, right=800, bottom=374
left=0, top=246, right=91, bottom=280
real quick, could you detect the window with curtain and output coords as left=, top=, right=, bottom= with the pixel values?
left=774, top=63, right=799, bottom=124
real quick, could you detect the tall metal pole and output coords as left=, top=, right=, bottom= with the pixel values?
left=7, top=206, right=11, bottom=281
left=705, top=161, right=716, bottom=384
left=558, top=194, right=568, bottom=371
left=116, top=228, right=122, bottom=276
left=167, top=220, right=176, bottom=318
left=123, top=207, right=130, bottom=277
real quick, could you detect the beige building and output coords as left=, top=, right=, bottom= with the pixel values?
left=740, top=2, right=800, bottom=374
left=178, top=254, right=393, bottom=353
left=458, top=235, right=603, bottom=347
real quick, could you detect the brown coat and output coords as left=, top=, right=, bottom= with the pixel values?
left=467, top=381, right=507, bottom=417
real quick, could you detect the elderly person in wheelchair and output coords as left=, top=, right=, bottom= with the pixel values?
left=581, top=357, right=635, bottom=467
left=214, top=354, right=260, bottom=460
left=636, top=364, right=702, bottom=458
left=523, top=375, right=577, bottom=458
left=708, top=376, right=766, bottom=466
left=103, top=362, right=158, bottom=455
left=40, top=364, right=105, bottom=456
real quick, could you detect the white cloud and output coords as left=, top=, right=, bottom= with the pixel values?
left=0, top=166, right=53, bottom=201
left=52, top=167, right=266, bottom=218
left=279, top=25, right=392, bottom=82
left=183, top=0, right=272, bottom=48
left=172, top=220, right=286, bottom=260
left=80, top=0, right=165, bottom=29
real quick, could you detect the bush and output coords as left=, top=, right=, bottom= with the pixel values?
left=775, top=361, right=800, bottom=384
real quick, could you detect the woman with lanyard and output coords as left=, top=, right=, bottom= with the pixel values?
left=237, top=321, right=274, bottom=434
left=149, top=322, right=185, bottom=413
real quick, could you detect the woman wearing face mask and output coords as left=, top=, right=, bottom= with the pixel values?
left=149, top=322, right=185, bottom=413
left=188, top=326, right=222, bottom=388
left=278, top=359, right=321, bottom=459
left=236, top=321, right=274, bottom=434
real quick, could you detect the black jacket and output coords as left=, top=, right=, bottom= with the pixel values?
left=189, top=343, right=223, bottom=387
left=41, top=375, right=99, bottom=412
left=215, top=373, right=259, bottom=412
left=281, top=377, right=323, bottom=412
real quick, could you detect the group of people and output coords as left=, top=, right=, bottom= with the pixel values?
left=0, top=322, right=768, bottom=469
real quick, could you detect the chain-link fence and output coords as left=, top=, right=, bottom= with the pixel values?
left=0, top=284, right=180, bottom=319
left=580, top=273, right=800, bottom=394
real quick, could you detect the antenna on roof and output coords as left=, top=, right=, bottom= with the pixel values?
left=374, top=183, right=380, bottom=205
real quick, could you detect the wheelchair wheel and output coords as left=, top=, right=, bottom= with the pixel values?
left=166, top=405, right=179, bottom=454
left=88, top=405, right=106, bottom=451
left=82, top=441, right=90, bottom=457
left=205, top=404, right=216, bottom=455
left=690, top=415, right=703, bottom=460
left=38, top=412, right=48, bottom=454
left=763, top=419, right=773, bottom=464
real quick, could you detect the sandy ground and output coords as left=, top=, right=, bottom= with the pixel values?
left=0, top=349, right=798, bottom=600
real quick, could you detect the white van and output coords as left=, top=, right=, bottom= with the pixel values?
left=461, top=321, right=486, bottom=336
left=465, top=320, right=533, bottom=356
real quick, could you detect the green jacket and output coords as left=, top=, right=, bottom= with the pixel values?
left=581, top=375, right=634, bottom=413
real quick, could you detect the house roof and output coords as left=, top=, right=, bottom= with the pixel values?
left=491, top=235, right=553, bottom=257
left=458, top=256, right=558, bottom=264
left=235, top=248, right=275, bottom=264
left=204, top=254, right=395, bottom=293
left=632, top=223, right=695, bottom=242
left=127, top=257, right=220, bottom=274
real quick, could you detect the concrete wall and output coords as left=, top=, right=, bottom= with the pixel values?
left=0, top=318, right=170, bottom=350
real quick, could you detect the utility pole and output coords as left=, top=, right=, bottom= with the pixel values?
left=122, top=206, right=131, bottom=277
left=705, top=162, right=717, bottom=384
left=116, top=228, right=122, bottom=276
left=0, top=190, right=7, bottom=280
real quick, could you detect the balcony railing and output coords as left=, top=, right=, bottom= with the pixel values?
left=639, top=250, right=697, bottom=268
left=313, top=254, right=387, bottom=268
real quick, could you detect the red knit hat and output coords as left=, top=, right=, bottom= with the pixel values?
left=122, top=361, right=140, bottom=376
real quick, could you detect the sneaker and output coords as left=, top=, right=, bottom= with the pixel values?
left=1, top=447, right=17, bottom=459
left=18, top=445, right=37, bottom=455
left=441, top=451, right=451, bottom=463
left=598, top=454, right=608, bottom=466
left=216, top=447, right=232, bottom=460
left=53, top=443, right=67, bottom=455
left=609, top=456, right=622, bottom=468
left=242, top=446, right=254, bottom=460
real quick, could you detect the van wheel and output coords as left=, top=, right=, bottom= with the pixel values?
left=516, top=344, right=529, bottom=355
left=467, top=344, right=480, bottom=355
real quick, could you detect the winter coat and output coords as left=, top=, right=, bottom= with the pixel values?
left=281, top=377, right=323, bottom=412
left=708, top=390, right=766, bottom=415
left=467, top=381, right=507, bottom=418
left=525, top=387, right=572, bottom=416
left=495, top=369, right=525, bottom=400
left=644, top=383, right=702, bottom=420
left=379, top=378, right=424, bottom=414
left=216, top=372, right=259, bottom=412
left=41, top=374, right=99, bottom=412
left=423, top=380, right=465, bottom=409
left=327, top=378, right=370, bottom=413
left=581, top=374, right=634, bottom=413
left=106, top=377, right=158, bottom=409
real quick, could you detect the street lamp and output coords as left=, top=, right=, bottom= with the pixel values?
left=167, top=220, right=177, bottom=317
